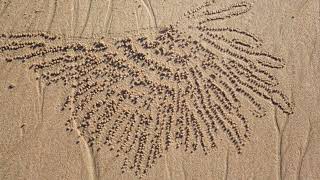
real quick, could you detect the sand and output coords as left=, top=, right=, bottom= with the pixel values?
left=0, top=0, right=319, bottom=179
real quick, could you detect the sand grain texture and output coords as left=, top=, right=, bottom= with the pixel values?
left=0, top=0, right=319, bottom=179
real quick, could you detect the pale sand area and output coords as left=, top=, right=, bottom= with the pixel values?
left=0, top=0, right=319, bottom=179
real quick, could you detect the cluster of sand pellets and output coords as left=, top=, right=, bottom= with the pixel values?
left=0, top=0, right=293, bottom=177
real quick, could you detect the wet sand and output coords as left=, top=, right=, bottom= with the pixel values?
left=0, top=0, right=319, bottom=179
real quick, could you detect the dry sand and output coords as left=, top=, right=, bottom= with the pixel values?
left=0, top=0, right=319, bottom=179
